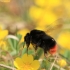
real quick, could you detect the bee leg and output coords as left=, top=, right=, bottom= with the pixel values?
left=44, top=51, right=47, bottom=58
left=23, top=42, right=25, bottom=48
left=24, top=33, right=30, bottom=54
left=35, top=45, right=38, bottom=51
left=44, top=49, right=50, bottom=58
left=35, top=40, right=41, bottom=51
left=32, top=43, right=35, bottom=49
left=34, top=45, right=38, bottom=56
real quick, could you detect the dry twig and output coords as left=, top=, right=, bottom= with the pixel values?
left=0, top=64, right=16, bottom=70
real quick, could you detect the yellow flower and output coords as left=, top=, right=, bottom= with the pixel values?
left=14, top=54, right=40, bottom=70
left=0, top=28, right=8, bottom=40
left=29, top=6, right=43, bottom=21
left=46, top=0, right=61, bottom=9
left=0, top=40, right=7, bottom=50
left=34, top=0, right=61, bottom=8
left=63, top=1, right=70, bottom=18
left=57, top=59, right=67, bottom=67
left=57, top=32, right=70, bottom=50
left=34, top=0, right=46, bottom=7
left=0, top=0, right=10, bottom=2
left=53, top=6, right=64, bottom=18
left=39, top=11, right=58, bottom=25
left=17, top=29, right=29, bottom=43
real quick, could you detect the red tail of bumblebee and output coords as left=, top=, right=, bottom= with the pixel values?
left=49, top=45, right=57, bottom=55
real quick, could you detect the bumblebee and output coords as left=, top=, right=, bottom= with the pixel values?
left=24, top=29, right=57, bottom=56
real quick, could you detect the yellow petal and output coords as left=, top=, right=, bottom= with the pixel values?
left=57, top=32, right=70, bottom=49
left=17, top=29, right=29, bottom=36
left=46, top=0, right=61, bottom=8
left=34, top=0, right=46, bottom=7
left=36, top=20, right=47, bottom=27
left=22, top=54, right=33, bottom=64
left=29, top=6, right=43, bottom=20
left=53, top=6, right=64, bottom=18
left=14, top=58, right=24, bottom=69
left=31, top=60, right=40, bottom=70
left=0, top=40, right=7, bottom=50
left=41, top=11, right=58, bottom=25
left=0, top=30, right=8, bottom=40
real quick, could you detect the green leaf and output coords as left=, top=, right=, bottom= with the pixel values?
left=14, top=39, right=19, bottom=50
left=7, top=34, right=22, bottom=51
left=52, top=66, right=59, bottom=70
left=40, top=60, right=47, bottom=70
left=10, top=50, right=17, bottom=56
left=39, top=59, right=51, bottom=70
left=7, top=38, right=15, bottom=50
left=16, top=34, right=22, bottom=41
left=21, top=47, right=34, bottom=55
left=62, top=50, right=70, bottom=61
left=34, top=48, right=43, bottom=60
left=28, top=49, right=34, bottom=55
left=22, top=48, right=27, bottom=55
left=19, top=42, right=25, bottom=48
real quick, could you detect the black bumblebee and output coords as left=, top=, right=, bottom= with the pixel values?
left=24, top=29, right=57, bottom=55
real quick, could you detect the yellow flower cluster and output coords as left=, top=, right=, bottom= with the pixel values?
left=34, top=0, right=61, bottom=8
left=57, top=31, right=70, bottom=50
left=14, top=54, right=40, bottom=70
left=29, top=0, right=63, bottom=30
left=0, top=27, right=8, bottom=50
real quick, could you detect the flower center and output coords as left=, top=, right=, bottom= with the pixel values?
left=21, top=63, right=34, bottom=70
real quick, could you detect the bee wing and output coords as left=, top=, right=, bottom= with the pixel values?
left=45, top=19, right=63, bottom=38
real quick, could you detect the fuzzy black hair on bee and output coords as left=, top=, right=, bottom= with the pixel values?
left=24, top=29, right=56, bottom=55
